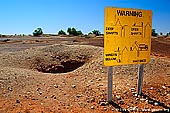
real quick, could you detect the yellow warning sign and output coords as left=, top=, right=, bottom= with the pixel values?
left=104, top=7, right=152, bottom=66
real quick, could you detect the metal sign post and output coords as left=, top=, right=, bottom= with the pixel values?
left=108, top=66, right=113, bottom=103
left=137, top=64, right=144, bottom=95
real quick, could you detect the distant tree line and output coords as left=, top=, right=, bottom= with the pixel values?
left=31, top=26, right=102, bottom=37
left=30, top=27, right=169, bottom=37
left=152, top=29, right=170, bottom=37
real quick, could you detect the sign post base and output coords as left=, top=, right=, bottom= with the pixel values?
left=137, top=64, right=144, bottom=95
left=108, top=66, right=113, bottom=103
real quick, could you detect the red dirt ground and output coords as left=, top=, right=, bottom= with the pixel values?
left=0, top=36, right=169, bottom=113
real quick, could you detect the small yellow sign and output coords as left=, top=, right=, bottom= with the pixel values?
left=104, top=7, right=152, bottom=66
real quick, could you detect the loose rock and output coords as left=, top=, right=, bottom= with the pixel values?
left=76, top=94, right=82, bottom=98
left=116, top=95, right=121, bottom=100
left=54, top=84, right=58, bottom=88
left=91, top=106, right=94, bottom=109
left=103, top=108, right=107, bottom=111
left=72, top=85, right=76, bottom=88
left=154, top=102, right=159, bottom=106
left=16, top=99, right=20, bottom=103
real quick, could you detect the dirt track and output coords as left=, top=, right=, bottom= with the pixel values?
left=0, top=36, right=169, bottom=113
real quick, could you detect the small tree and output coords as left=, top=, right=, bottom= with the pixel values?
left=160, top=32, right=163, bottom=36
left=165, top=32, right=170, bottom=37
left=33, top=28, right=43, bottom=36
left=58, top=30, right=66, bottom=35
left=92, top=30, right=101, bottom=36
left=71, top=28, right=77, bottom=36
left=77, top=30, right=83, bottom=36
left=67, top=27, right=72, bottom=35
left=67, top=27, right=83, bottom=36
left=152, top=29, right=158, bottom=37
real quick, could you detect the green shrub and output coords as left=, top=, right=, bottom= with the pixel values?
left=33, top=28, right=43, bottom=36
left=67, top=27, right=83, bottom=36
left=92, top=30, right=101, bottom=36
left=152, top=29, right=158, bottom=37
left=58, top=30, right=66, bottom=35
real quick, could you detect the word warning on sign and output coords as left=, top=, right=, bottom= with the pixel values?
left=104, top=7, right=152, bottom=66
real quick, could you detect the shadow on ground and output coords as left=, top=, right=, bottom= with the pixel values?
left=109, top=101, right=130, bottom=113
left=141, top=93, right=170, bottom=113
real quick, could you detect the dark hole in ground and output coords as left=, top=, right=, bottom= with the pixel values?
left=37, top=60, right=85, bottom=73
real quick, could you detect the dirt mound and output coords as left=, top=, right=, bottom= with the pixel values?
left=0, top=44, right=102, bottom=74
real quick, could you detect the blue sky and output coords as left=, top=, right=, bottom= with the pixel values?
left=0, top=0, right=170, bottom=35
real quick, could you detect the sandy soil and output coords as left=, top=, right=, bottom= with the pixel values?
left=0, top=36, right=169, bottom=113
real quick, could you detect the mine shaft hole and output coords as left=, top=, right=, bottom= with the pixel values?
left=37, top=60, right=85, bottom=73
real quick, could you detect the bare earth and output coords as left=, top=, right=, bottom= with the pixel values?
left=0, top=36, right=169, bottom=113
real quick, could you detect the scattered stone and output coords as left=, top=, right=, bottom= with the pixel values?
left=76, top=94, right=82, bottom=98
left=54, top=84, right=58, bottom=88
left=112, top=109, right=114, bottom=111
left=148, top=100, right=154, bottom=104
left=116, top=95, right=121, bottom=100
left=39, top=92, right=42, bottom=95
left=27, top=91, right=31, bottom=94
left=99, top=101, right=108, bottom=106
left=98, top=78, right=102, bottom=81
left=16, top=99, right=20, bottom=103
left=103, top=107, right=107, bottom=111
left=145, top=100, right=149, bottom=104
left=154, top=102, right=159, bottom=106
left=137, top=95, right=141, bottom=98
left=32, top=98, right=38, bottom=100
left=72, top=85, right=76, bottom=88
left=115, top=71, right=119, bottom=74
left=98, top=84, right=103, bottom=87
left=144, top=106, right=149, bottom=109
left=51, top=95, right=55, bottom=98
left=134, top=101, right=138, bottom=104
left=91, top=106, right=94, bottom=109
left=150, top=87, right=153, bottom=90
left=131, top=88, right=135, bottom=91
left=8, top=87, right=13, bottom=91
left=37, top=88, right=41, bottom=91
left=132, top=92, right=136, bottom=94
left=136, top=98, right=139, bottom=101
left=140, top=98, right=146, bottom=102
left=162, top=86, right=166, bottom=89
left=90, top=98, right=95, bottom=102
left=134, top=94, right=138, bottom=97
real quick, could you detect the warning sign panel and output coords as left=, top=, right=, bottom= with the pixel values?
left=104, top=7, right=152, bottom=66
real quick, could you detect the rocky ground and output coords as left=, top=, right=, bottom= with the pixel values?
left=0, top=36, right=169, bottom=113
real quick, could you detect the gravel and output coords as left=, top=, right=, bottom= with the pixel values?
left=0, top=44, right=169, bottom=113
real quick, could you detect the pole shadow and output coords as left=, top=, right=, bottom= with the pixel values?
left=141, top=93, right=170, bottom=113
left=109, top=101, right=130, bottom=113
